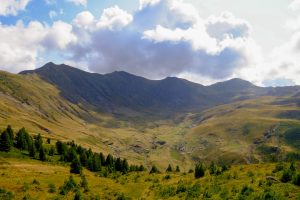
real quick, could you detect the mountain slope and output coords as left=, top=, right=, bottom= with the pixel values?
left=21, top=62, right=299, bottom=115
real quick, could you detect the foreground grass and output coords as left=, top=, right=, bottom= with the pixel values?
left=1, top=155, right=300, bottom=199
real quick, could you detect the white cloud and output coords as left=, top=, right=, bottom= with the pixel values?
left=289, top=0, right=300, bottom=11
left=67, top=0, right=87, bottom=6
left=67, top=0, right=260, bottom=80
left=0, top=0, right=31, bottom=16
left=0, top=20, right=76, bottom=73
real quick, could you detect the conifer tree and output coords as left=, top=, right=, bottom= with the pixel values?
left=80, top=151, right=88, bottom=167
left=39, top=146, right=47, bottom=161
left=0, top=131, right=11, bottom=152
left=122, top=159, right=129, bottom=173
left=166, top=164, right=173, bottom=172
left=29, top=143, right=36, bottom=158
left=6, top=125, right=14, bottom=145
left=70, top=157, right=82, bottom=174
left=34, top=134, right=43, bottom=151
left=176, top=165, right=180, bottom=172
left=195, top=163, right=205, bottom=179
left=150, top=165, right=159, bottom=174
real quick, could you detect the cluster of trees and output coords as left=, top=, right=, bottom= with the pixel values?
left=0, top=125, right=49, bottom=161
left=55, top=140, right=145, bottom=175
left=195, top=162, right=229, bottom=179
left=0, top=125, right=145, bottom=175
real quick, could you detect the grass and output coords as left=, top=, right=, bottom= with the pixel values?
left=1, top=155, right=300, bottom=199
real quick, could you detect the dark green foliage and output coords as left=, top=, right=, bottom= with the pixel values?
left=195, top=163, right=205, bottom=179
left=80, top=151, right=88, bottom=166
left=105, top=154, right=114, bottom=167
left=34, top=134, right=43, bottom=151
left=293, top=173, right=300, bottom=186
left=47, top=138, right=51, bottom=144
left=29, top=143, right=36, bottom=158
left=70, top=157, right=82, bottom=174
left=175, top=165, right=180, bottom=172
left=284, top=128, right=300, bottom=149
left=0, top=131, right=11, bottom=152
left=56, top=140, right=67, bottom=155
left=67, top=148, right=78, bottom=162
left=48, top=146, right=55, bottom=156
left=289, top=162, right=296, bottom=172
left=39, top=146, right=47, bottom=161
left=15, top=128, right=31, bottom=150
left=150, top=165, right=159, bottom=174
left=0, top=188, right=13, bottom=200
left=5, top=125, right=14, bottom=145
left=60, top=176, right=77, bottom=195
left=80, top=175, right=89, bottom=192
left=239, top=185, right=254, bottom=198
left=209, top=162, right=218, bottom=175
left=122, top=159, right=129, bottom=173
left=74, top=189, right=83, bottom=200
left=281, top=169, right=292, bottom=183
left=48, top=183, right=56, bottom=193
left=166, top=164, right=173, bottom=172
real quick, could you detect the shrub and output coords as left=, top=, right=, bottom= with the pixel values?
left=293, top=173, right=300, bottom=186
left=0, top=188, right=13, bottom=200
left=60, top=176, right=77, bottom=195
left=195, top=163, right=205, bottom=179
left=150, top=165, right=160, bottom=174
left=48, top=183, right=56, bottom=193
left=281, top=169, right=292, bottom=183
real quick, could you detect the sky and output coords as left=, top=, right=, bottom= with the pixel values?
left=0, top=0, right=300, bottom=86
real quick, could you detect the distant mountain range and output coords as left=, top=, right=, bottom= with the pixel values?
left=20, top=62, right=300, bottom=116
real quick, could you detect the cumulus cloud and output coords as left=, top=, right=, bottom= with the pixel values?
left=0, top=0, right=31, bottom=16
left=289, top=0, right=300, bottom=11
left=67, top=0, right=87, bottom=6
left=0, top=20, right=76, bottom=73
left=67, top=0, right=259, bottom=80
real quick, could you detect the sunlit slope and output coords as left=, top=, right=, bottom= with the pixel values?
left=183, top=96, right=300, bottom=164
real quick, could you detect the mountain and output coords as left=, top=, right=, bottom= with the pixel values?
left=0, top=62, right=300, bottom=168
left=20, top=62, right=300, bottom=116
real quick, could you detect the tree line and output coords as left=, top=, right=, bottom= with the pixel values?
left=0, top=125, right=144, bottom=175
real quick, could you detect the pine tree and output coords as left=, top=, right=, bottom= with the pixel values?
left=15, top=128, right=27, bottom=150
left=166, top=164, right=173, bottom=172
left=80, top=175, right=89, bottom=192
left=80, top=151, right=88, bottom=167
left=150, top=165, right=159, bottom=174
left=29, top=143, right=36, bottom=158
left=0, top=131, right=11, bottom=152
left=195, top=163, right=205, bottom=179
left=105, top=154, right=114, bottom=167
left=6, top=125, right=14, bottom=145
left=115, top=158, right=122, bottom=172
left=176, top=165, right=180, bottom=172
left=39, top=146, right=47, bottom=161
left=70, top=157, right=82, bottom=174
left=47, top=138, right=51, bottom=144
left=138, top=165, right=145, bottom=171
left=48, top=146, right=55, bottom=156
left=34, top=134, right=43, bottom=151
left=122, top=159, right=129, bottom=174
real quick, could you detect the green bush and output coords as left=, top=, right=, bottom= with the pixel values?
left=0, top=188, right=13, bottom=200
left=48, top=183, right=56, bottom=193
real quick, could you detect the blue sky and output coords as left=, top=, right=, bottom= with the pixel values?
left=0, top=0, right=300, bottom=86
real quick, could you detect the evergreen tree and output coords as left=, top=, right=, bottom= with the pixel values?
left=29, top=143, right=36, bottom=158
left=34, top=134, right=43, bottom=151
left=195, top=163, right=205, bottom=179
left=6, top=125, right=14, bottom=145
left=0, top=131, right=11, bottom=152
left=67, top=148, right=78, bottom=162
left=39, top=146, right=47, bottom=161
left=80, top=175, right=89, bottom=192
left=93, top=154, right=101, bottom=172
left=99, top=152, right=105, bottom=164
left=105, top=154, right=114, bottom=167
left=74, top=189, right=83, bottom=200
left=56, top=140, right=66, bottom=155
left=115, top=158, right=122, bottom=172
left=48, top=146, right=55, bottom=156
left=139, top=165, right=145, bottom=172
left=166, top=164, right=173, bottom=172
left=70, top=157, right=82, bottom=174
left=15, top=128, right=28, bottom=150
left=176, top=165, right=180, bottom=172
left=150, top=165, right=159, bottom=174
left=80, top=151, right=88, bottom=167
left=122, top=159, right=129, bottom=174
left=47, top=138, right=51, bottom=144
